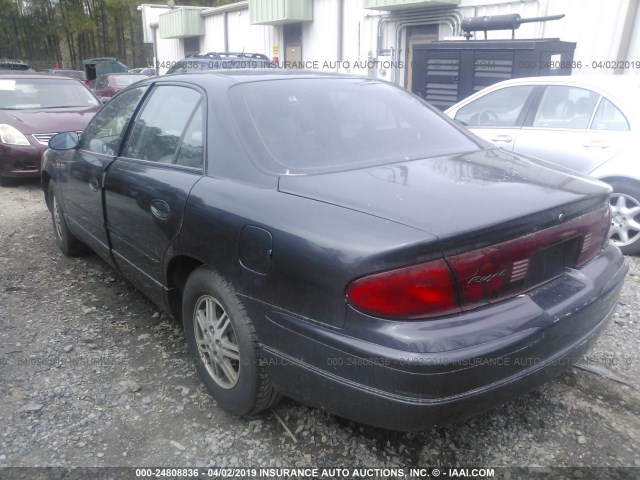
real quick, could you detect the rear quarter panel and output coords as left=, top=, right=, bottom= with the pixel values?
left=172, top=176, right=441, bottom=328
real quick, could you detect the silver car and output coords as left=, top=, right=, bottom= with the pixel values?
left=445, top=75, right=640, bottom=254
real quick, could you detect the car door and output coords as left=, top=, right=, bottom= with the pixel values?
left=513, top=85, right=632, bottom=175
left=103, top=83, right=205, bottom=305
left=59, top=86, right=147, bottom=262
left=449, top=84, right=536, bottom=151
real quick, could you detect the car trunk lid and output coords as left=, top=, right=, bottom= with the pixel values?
left=278, top=149, right=610, bottom=254
left=280, top=149, right=612, bottom=318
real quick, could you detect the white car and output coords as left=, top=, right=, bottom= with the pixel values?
left=445, top=75, right=640, bottom=254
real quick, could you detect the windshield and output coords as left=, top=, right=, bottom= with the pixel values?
left=229, top=78, right=479, bottom=174
left=112, top=75, right=148, bottom=87
left=0, top=77, right=100, bottom=109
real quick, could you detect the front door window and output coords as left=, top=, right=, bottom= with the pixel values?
left=79, top=86, right=147, bottom=156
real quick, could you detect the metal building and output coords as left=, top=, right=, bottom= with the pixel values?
left=140, top=0, right=640, bottom=87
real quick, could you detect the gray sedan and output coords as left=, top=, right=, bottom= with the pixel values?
left=445, top=75, right=640, bottom=254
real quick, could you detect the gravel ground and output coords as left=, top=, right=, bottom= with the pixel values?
left=1, top=180, right=639, bottom=477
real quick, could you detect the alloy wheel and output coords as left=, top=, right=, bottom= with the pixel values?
left=609, top=193, right=640, bottom=247
left=193, top=295, right=241, bottom=389
left=52, top=194, right=63, bottom=241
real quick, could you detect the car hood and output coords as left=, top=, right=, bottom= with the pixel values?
left=278, top=149, right=611, bottom=252
left=0, top=106, right=101, bottom=134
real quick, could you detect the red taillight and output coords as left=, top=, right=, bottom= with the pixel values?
left=575, top=202, right=611, bottom=267
left=449, top=203, right=610, bottom=309
left=346, top=202, right=610, bottom=320
left=345, top=259, right=460, bottom=319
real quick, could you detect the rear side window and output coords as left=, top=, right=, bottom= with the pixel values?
left=454, top=85, right=534, bottom=127
left=591, top=98, right=629, bottom=131
left=79, top=86, right=146, bottom=155
left=532, top=86, right=599, bottom=129
left=175, top=103, right=205, bottom=168
left=230, top=78, right=478, bottom=174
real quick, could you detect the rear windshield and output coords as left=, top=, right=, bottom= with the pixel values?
left=0, top=78, right=100, bottom=109
left=229, top=78, right=479, bottom=174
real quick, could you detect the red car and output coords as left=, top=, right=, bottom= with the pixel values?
left=92, top=73, right=149, bottom=101
left=0, top=74, right=101, bottom=186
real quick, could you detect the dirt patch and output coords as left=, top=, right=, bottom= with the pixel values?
left=1, top=180, right=639, bottom=472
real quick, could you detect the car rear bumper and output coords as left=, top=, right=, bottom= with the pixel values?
left=249, top=243, right=627, bottom=431
left=0, top=142, right=45, bottom=178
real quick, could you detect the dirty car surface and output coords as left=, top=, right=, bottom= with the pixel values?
left=41, top=71, right=627, bottom=431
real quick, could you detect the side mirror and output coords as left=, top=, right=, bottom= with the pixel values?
left=49, top=131, right=79, bottom=150
left=100, top=97, right=111, bottom=104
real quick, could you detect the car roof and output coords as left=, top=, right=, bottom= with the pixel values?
left=0, top=70, right=36, bottom=75
left=187, top=52, right=270, bottom=59
left=103, top=72, right=148, bottom=76
left=83, top=57, right=118, bottom=62
left=490, top=75, right=640, bottom=90
left=0, top=73, right=79, bottom=80
left=0, top=59, right=31, bottom=69
left=157, top=69, right=370, bottom=84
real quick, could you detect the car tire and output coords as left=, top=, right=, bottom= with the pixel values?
left=182, top=267, right=280, bottom=416
left=609, top=180, right=640, bottom=255
left=48, top=182, right=86, bottom=256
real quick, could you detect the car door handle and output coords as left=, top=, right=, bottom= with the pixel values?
left=490, top=135, right=513, bottom=143
left=88, top=177, right=100, bottom=192
left=150, top=200, right=170, bottom=220
left=583, top=141, right=609, bottom=149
